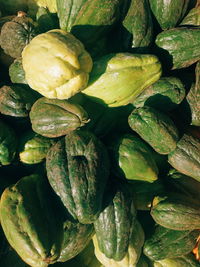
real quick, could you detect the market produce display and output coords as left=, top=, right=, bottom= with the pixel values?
left=0, top=0, right=200, bottom=267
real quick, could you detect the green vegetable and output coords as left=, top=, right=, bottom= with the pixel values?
left=56, top=0, right=121, bottom=56
left=0, top=174, right=64, bottom=267
left=155, top=27, right=200, bottom=69
left=121, top=0, right=153, bottom=50
left=19, top=131, right=54, bottom=164
left=186, top=61, right=200, bottom=126
left=27, top=0, right=57, bottom=18
left=151, top=194, right=200, bottom=230
left=128, top=106, right=179, bottom=154
left=82, top=53, right=162, bottom=107
left=130, top=180, right=165, bottom=210
left=0, top=12, right=38, bottom=59
left=36, top=6, right=59, bottom=32
left=46, top=130, right=110, bottom=224
left=180, top=5, right=200, bottom=26
left=93, top=219, right=145, bottom=267
left=108, top=133, right=158, bottom=183
left=168, top=134, right=200, bottom=182
left=0, top=120, right=17, bottom=165
left=149, top=0, right=190, bottom=29
left=153, top=254, right=200, bottom=267
left=59, top=220, right=94, bottom=262
left=94, top=182, right=136, bottom=261
left=9, top=59, right=27, bottom=84
left=30, top=97, right=89, bottom=138
left=143, top=224, right=200, bottom=261
left=0, top=84, right=39, bottom=117
left=166, top=169, right=200, bottom=201
left=22, top=29, right=93, bottom=99
left=132, top=77, right=186, bottom=112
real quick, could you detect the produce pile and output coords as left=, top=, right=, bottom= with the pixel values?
left=0, top=0, right=200, bottom=266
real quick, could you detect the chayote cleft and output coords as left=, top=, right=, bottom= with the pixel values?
left=22, top=29, right=93, bottom=99
left=30, top=97, right=90, bottom=137
left=82, top=53, right=162, bottom=107
left=0, top=11, right=38, bottom=59
left=0, top=174, right=64, bottom=267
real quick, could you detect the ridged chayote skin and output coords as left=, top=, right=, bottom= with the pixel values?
left=22, top=29, right=93, bottom=99
left=93, top=220, right=145, bottom=267
left=82, top=53, right=162, bottom=107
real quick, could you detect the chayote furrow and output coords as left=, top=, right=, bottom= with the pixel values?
left=0, top=174, right=64, bottom=267
left=46, top=130, right=110, bottom=224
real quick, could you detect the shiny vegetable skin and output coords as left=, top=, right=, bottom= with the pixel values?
left=82, top=53, right=162, bottom=107
left=0, top=85, right=38, bottom=117
left=57, top=0, right=121, bottom=52
left=155, top=27, right=200, bottom=69
left=30, top=97, right=89, bottom=138
left=128, top=106, right=179, bottom=154
left=168, top=134, right=200, bottom=182
left=94, top=183, right=136, bottom=261
left=0, top=174, right=64, bottom=267
left=151, top=194, right=200, bottom=230
left=93, top=219, right=145, bottom=267
left=46, top=130, right=110, bottom=224
left=108, top=133, right=158, bottom=183
left=143, top=225, right=200, bottom=261
left=58, top=220, right=94, bottom=262
left=149, top=0, right=190, bottom=29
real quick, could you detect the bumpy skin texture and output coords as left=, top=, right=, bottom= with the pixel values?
left=143, top=225, right=200, bottom=261
left=94, top=183, right=136, bottom=261
left=187, top=61, right=200, bottom=126
left=121, top=0, right=153, bottom=49
left=46, top=130, right=110, bottom=224
left=133, top=77, right=186, bottom=112
left=30, top=97, right=89, bottom=137
left=153, top=254, right=200, bottom=267
left=151, top=194, right=200, bottom=230
left=0, top=121, right=17, bottom=165
left=82, top=53, right=162, bottom=107
left=0, top=13, right=38, bottom=59
left=22, top=29, right=93, bottom=99
left=168, top=134, right=200, bottom=182
left=0, top=85, right=39, bottom=117
left=155, top=27, right=200, bottom=69
left=109, top=133, right=158, bottom=182
left=58, top=220, right=94, bottom=262
left=93, top=219, right=145, bottom=267
left=128, top=106, right=179, bottom=155
left=149, top=0, right=190, bottom=29
left=0, top=174, right=64, bottom=267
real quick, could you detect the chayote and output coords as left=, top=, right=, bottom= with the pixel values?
left=93, top=219, right=145, bottom=267
left=19, top=131, right=55, bottom=164
left=82, top=53, right=162, bottom=107
left=0, top=120, right=18, bottom=166
left=22, top=29, right=93, bottom=99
